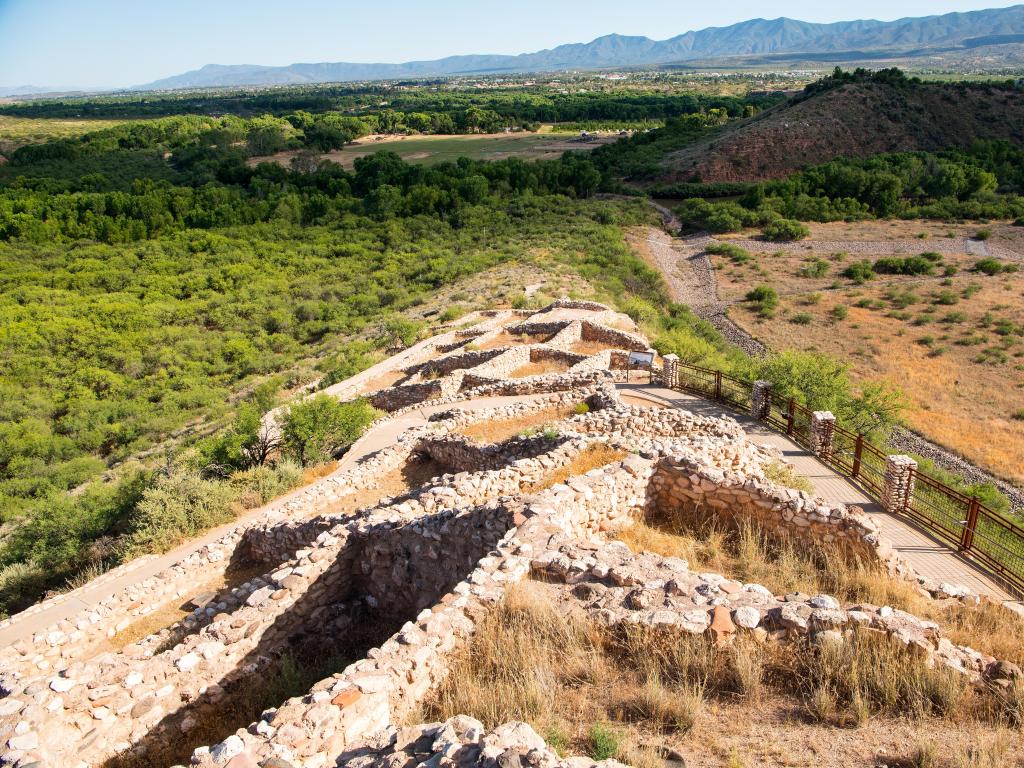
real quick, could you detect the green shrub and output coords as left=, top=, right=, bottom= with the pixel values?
left=124, top=472, right=238, bottom=555
left=0, top=562, right=49, bottom=620
left=574, top=402, right=591, bottom=415
left=790, top=313, right=813, bottom=325
left=799, top=258, right=829, bottom=278
left=588, top=724, right=620, bottom=761
left=762, top=219, right=810, bottom=242
left=378, top=316, right=425, bottom=349
left=830, top=305, right=848, bottom=321
left=842, top=260, right=875, bottom=284
left=282, top=395, right=380, bottom=466
left=974, top=229, right=992, bottom=241
left=873, top=256, right=936, bottom=276
left=705, top=242, right=752, bottom=264
left=745, top=285, right=779, bottom=314
left=974, top=258, right=1006, bottom=276
left=933, top=291, right=959, bottom=306
left=438, top=304, right=467, bottom=323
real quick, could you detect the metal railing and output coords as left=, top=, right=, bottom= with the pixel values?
left=658, top=360, right=1024, bottom=597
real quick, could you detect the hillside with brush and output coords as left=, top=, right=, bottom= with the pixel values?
left=657, top=73, right=1024, bottom=184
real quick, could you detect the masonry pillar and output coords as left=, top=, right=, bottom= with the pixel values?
left=882, top=455, right=917, bottom=514
left=751, top=380, right=772, bottom=421
left=810, top=411, right=836, bottom=461
left=661, top=353, right=679, bottom=388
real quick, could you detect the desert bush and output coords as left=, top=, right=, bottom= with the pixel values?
left=744, top=285, right=779, bottom=316
left=799, top=258, right=829, bottom=278
left=124, top=472, right=237, bottom=555
left=282, top=395, right=380, bottom=466
left=873, top=256, right=936, bottom=276
left=705, top=242, right=752, bottom=264
left=842, top=260, right=876, bottom=283
left=762, top=218, right=810, bottom=241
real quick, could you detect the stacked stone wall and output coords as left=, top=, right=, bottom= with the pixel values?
left=649, top=457, right=884, bottom=557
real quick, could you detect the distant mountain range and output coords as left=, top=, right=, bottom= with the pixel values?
left=140, top=5, right=1024, bottom=90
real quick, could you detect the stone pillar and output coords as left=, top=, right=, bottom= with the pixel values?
left=882, top=455, right=917, bottom=514
left=810, top=411, right=836, bottom=461
left=751, top=380, right=772, bottom=421
left=661, top=353, right=679, bottom=388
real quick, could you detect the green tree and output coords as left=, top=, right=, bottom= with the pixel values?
left=281, top=396, right=379, bottom=466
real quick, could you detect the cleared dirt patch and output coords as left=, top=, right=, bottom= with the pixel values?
left=524, top=444, right=630, bottom=493
left=318, top=455, right=447, bottom=518
left=619, top=394, right=666, bottom=409
left=246, top=131, right=617, bottom=170
left=570, top=339, right=615, bottom=356
left=510, top=359, right=573, bottom=378
left=476, top=331, right=554, bottom=350
left=102, top=561, right=269, bottom=652
left=356, top=369, right=408, bottom=395
left=459, top=406, right=575, bottom=444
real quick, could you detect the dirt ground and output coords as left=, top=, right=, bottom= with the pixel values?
left=714, top=232, right=1024, bottom=483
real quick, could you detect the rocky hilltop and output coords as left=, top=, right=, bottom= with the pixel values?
left=0, top=300, right=1019, bottom=768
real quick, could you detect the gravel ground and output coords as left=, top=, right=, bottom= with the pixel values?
left=726, top=236, right=998, bottom=257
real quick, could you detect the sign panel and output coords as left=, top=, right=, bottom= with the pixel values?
left=627, top=350, right=655, bottom=367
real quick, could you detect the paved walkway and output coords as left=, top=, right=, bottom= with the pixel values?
left=618, top=384, right=1017, bottom=603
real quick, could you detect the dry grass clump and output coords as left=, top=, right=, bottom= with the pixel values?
left=458, top=406, right=573, bottom=443
left=523, top=444, right=630, bottom=493
left=762, top=459, right=815, bottom=494
left=420, top=581, right=1020, bottom=767
left=620, top=514, right=1024, bottom=666
left=570, top=339, right=614, bottom=356
left=799, top=629, right=969, bottom=726
left=510, top=359, right=572, bottom=378
left=908, top=732, right=1016, bottom=768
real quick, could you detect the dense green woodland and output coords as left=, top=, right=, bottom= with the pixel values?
left=670, top=142, right=1024, bottom=232
left=0, top=106, right=675, bottom=614
left=0, top=85, right=780, bottom=130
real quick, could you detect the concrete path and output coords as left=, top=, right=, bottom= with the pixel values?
left=0, top=394, right=554, bottom=646
left=618, top=384, right=1017, bottom=603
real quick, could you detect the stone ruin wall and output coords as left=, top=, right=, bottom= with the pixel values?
left=649, top=457, right=885, bottom=560
left=1, top=298, right=1013, bottom=768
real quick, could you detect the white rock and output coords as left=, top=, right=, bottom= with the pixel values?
left=49, top=676, right=76, bottom=692
left=175, top=652, right=200, bottom=672
left=733, top=606, right=761, bottom=629
left=210, top=734, right=244, bottom=762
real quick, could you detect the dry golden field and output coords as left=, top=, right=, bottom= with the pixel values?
left=714, top=225, right=1024, bottom=483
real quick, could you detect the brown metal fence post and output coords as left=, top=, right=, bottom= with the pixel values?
left=851, top=434, right=864, bottom=479
left=961, top=497, right=980, bottom=552
left=714, top=370, right=723, bottom=401
left=786, top=398, right=796, bottom=436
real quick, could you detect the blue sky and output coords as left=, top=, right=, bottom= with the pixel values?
left=0, top=0, right=1020, bottom=89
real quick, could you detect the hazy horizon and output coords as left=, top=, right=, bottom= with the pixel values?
left=1, top=0, right=1021, bottom=91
